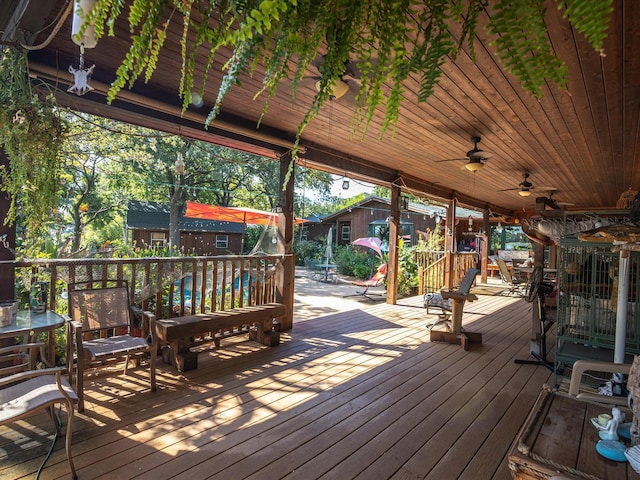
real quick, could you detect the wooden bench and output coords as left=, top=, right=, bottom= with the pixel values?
left=152, top=303, right=286, bottom=371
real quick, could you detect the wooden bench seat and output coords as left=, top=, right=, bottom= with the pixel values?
left=152, top=303, right=286, bottom=371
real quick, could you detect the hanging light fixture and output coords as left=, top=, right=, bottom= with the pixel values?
left=468, top=216, right=473, bottom=231
left=465, top=158, right=484, bottom=172
left=315, top=79, right=349, bottom=100
left=175, top=151, right=185, bottom=175
left=342, top=178, right=350, bottom=190
left=495, top=221, right=503, bottom=234
left=71, top=0, right=98, bottom=48
left=68, top=0, right=97, bottom=96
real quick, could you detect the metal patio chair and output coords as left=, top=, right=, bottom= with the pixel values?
left=496, top=258, right=526, bottom=296
left=424, top=267, right=479, bottom=329
left=0, top=343, right=78, bottom=479
left=66, top=282, right=157, bottom=412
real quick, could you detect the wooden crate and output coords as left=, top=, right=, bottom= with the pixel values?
left=508, top=385, right=640, bottom=480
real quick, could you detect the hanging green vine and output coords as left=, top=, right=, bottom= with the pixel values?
left=84, top=0, right=613, bottom=177
left=0, top=47, right=68, bottom=251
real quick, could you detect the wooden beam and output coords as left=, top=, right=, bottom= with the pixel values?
left=277, top=153, right=295, bottom=331
left=386, top=184, right=401, bottom=305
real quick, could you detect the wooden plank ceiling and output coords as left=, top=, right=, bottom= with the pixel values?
left=12, top=0, right=640, bottom=217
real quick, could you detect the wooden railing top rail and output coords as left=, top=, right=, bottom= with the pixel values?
left=6, top=254, right=291, bottom=320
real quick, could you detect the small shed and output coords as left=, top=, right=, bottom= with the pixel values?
left=126, top=200, right=244, bottom=255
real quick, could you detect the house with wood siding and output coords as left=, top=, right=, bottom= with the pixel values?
left=308, top=196, right=440, bottom=247
left=126, top=200, right=244, bottom=255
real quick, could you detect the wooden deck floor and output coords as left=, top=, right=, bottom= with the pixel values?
left=1, top=292, right=554, bottom=480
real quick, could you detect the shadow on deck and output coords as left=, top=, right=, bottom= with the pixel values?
left=1, top=288, right=552, bottom=480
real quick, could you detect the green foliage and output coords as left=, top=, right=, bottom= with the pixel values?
left=0, top=47, right=68, bottom=253
left=333, top=245, right=375, bottom=279
left=243, top=225, right=266, bottom=254
left=488, top=0, right=567, bottom=96
left=86, top=0, right=612, bottom=171
left=397, top=238, right=419, bottom=297
left=293, top=238, right=324, bottom=266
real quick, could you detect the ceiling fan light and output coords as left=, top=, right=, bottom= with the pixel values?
left=518, top=189, right=532, bottom=197
left=315, top=79, right=349, bottom=99
left=465, top=160, right=483, bottom=172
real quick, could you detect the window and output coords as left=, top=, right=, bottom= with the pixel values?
left=399, top=224, right=413, bottom=247
left=150, top=232, right=166, bottom=247
left=340, top=224, right=350, bottom=242
left=216, top=235, right=228, bottom=249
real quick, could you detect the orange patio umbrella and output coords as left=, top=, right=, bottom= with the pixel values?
left=184, top=201, right=306, bottom=225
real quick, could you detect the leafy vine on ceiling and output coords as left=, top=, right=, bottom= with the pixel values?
left=84, top=0, right=612, bottom=181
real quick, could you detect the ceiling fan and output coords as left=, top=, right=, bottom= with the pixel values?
left=541, top=190, right=575, bottom=208
left=435, top=136, right=493, bottom=171
left=501, top=172, right=534, bottom=197
left=295, top=54, right=365, bottom=103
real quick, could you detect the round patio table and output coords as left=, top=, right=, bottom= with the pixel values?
left=0, top=310, right=65, bottom=365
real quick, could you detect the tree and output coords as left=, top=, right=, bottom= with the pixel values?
left=60, top=113, right=132, bottom=255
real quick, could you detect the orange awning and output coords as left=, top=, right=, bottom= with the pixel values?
left=184, top=201, right=305, bottom=225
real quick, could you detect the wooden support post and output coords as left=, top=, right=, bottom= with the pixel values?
left=480, top=210, right=490, bottom=283
left=277, top=153, right=295, bottom=331
left=444, top=198, right=457, bottom=290
left=386, top=181, right=401, bottom=305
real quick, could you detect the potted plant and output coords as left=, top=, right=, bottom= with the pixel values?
left=0, top=46, right=68, bottom=254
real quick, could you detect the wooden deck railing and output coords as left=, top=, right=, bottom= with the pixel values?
left=451, top=252, right=479, bottom=285
left=416, top=251, right=478, bottom=295
left=416, top=251, right=446, bottom=294
left=7, top=255, right=287, bottom=320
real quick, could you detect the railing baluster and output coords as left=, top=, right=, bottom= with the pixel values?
left=11, top=255, right=283, bottom=319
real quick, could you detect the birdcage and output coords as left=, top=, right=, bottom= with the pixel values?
left=555, top=233, right=640, bottom=374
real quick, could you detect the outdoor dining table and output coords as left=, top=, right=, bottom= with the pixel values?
left=316, top=263, right=337, bottom=282
left=513, top=266, right=557, bottom=281
left=0, top=309, right=65, bottom=366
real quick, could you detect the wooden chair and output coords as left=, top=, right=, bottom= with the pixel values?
left=496, top=258, right=526, bottom=296
left=0, top=343, right=78, bottom=479
left=66, top=282, right=157, bottom=412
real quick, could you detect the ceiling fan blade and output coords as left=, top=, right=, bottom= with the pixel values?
left=311, top=52, right=325, bottom=71
left=434, top=157, right=468, bottom=163
left=339, top=79, right=364, bottom=106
